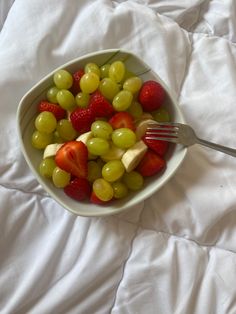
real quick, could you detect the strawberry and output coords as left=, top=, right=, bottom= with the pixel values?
left=70, top=108, right=95, bottom=133
left=89, top=91, right=114, bottom=118
left=109, top=112, right=135, bottom=131
left=64, top=177, right=91, bottom=201
left=70, top=69, right=84, bottom=95
left=142, top=136, right=169, bottom=157
left=55, top=141, right=88, bottom=178
left=138, top=80, right=165, bottom=112
left=38, top=101, right=66, bottom=120
left=137, top=149, right=165, bottom=177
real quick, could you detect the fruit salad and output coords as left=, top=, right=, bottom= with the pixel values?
left=31, top=60, right=171, bottom=205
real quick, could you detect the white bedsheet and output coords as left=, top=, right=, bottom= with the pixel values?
left=1, top=1, right=236, bottom=313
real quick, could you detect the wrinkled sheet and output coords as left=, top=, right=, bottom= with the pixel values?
left=1, top=1, right=236, bottom=313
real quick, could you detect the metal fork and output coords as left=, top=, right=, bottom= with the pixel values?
left=146, top=122, right=236, bottom=157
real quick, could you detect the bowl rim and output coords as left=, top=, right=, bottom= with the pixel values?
left=17, top=48, right=188, bottom=217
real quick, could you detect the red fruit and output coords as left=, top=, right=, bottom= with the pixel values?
left=38, top=101, right=66, bottom=120
left=142, top=136, right=169, bottom=157
left=138, top=80, right=165, bottom=112
left=137, top=149, right=165, bottom=177
left=64, top=177, right=91, bottom=201
left=70, top=108, right=95, bottom=133
left=89, top=91, right=114, bottom=118
left=90, top=191, right=111, bottom=205
left=109, top=112, right=135, bottom=131
left=70, top=69, right=84, bottom=95
left=55, top=141, right=88, bottom=178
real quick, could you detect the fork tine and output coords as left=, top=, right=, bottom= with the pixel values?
left=145, top=131, right=178, bottom=137
left=146, top=126, right=177, bottom=131
left=145, top=121, right=182, bottom=143
left=145, top=136, right=179, bottom=143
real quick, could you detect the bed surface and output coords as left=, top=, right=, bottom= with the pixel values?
left=1, top=1, right=236, bottom=313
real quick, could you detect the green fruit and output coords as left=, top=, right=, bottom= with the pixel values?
left=93, top=178, right=114, bottom=201
left=102, top=160, right=125, bottom=182
left=53, top=69, right=73, bottom=89
left=123, top=171, right=144, bottom=190
left=112, top=128, right=136, bottom=149
left=39, top=158, right=56, bottom=178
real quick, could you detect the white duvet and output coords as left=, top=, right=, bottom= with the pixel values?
left=1, top=1, right=236, bottom=313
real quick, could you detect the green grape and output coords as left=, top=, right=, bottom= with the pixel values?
left=112, top=128, right=136, bottom=149
left=152, top=108, right=170, bottom=122
left=123, top=76, right=142, bottom=94
left=56, top=89, right=76, bottom=110
left=123, top=171, right=144, bottom=190
left=127, top=101, right=143, bottom=119
left=52, top=166, right=71, bottom=188
left=100, top=64, right=110, bottom=79
left=75, top=92, right=90, bottom=108
left=91, top=120, right=113, bottom=140
left=47, top=86, right=60, bottom=103
left=85, top=62, right=101, bottom=77
left=57, top=119, right=77, bottom=141
left=112, top=181, right=128, bottom=199
left=112, top=90, right=133, bottom=111
left=109, top=61, right=125, bottom=83
left=80, top=72, right=100, bottom=94
left=53, top=69, right=73, bottom=89
left=87, top=138, right=110, bottom=156
left=87, top=161, right=102, bottom=182
left=32, top=131, right=53, bottom=149
left=53, top=130, right=65, bottom=143
left=102, top=160, right=125, bottom=182
left=35, top=112, right=57, bottom=134
left=101, top=143, right=125, bottom=162
left=39, top=158, right=56, bottom=178
left=99, top=78, right=120, bottom=101
left=93, top=178, right=114, bottom=201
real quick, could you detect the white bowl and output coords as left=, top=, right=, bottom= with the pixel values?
left=17, top=49, right=187, bottom=217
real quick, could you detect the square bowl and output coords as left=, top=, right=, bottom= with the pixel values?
left=17, top=49, right=187, bottom=217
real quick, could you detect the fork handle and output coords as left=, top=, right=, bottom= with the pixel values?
left=196, top=138, right=236, bottom=157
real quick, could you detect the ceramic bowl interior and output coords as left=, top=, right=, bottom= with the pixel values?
left=17, top=49, right=187, bottom=217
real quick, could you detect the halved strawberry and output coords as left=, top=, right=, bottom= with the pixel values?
left=38, top=101, right=66, bottom=120
left=70, top=69, right=85, bottom=95
left=137, top=149, right=165, bottom=177
left=55, top=141, right=88, bottom=178
left=109, top=112, right=135, bottom=131
left=138, top=80, right=165, bottom=112
left=142, top=136, right=169, bottom=157
left=89, top=91, right=114, bottom=118
left=64, top=177, right=91, bottom=201
left=70, top=108, right=95, bottom=133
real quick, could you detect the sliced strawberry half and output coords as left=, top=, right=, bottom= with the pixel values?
left=136, top=149, right=166, bottom=177
left=70, top=108, right=95, bottom=133
left=109, top=112, right=135, bottom=131
left=70, top=69, right=85, bottom=95
left=64, top=177, right=91, bottom=201
left=38, top=101, right=66, bottom=120
left=89, top=91, right=114, bottom=118
left=142, top=136, right=169, bottom=157
left=55, top=141, right=88, bottom=178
